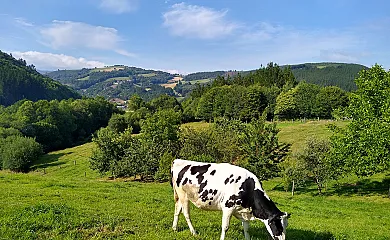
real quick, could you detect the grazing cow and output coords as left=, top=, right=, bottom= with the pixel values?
left=171, top=159, right=289, bottom=240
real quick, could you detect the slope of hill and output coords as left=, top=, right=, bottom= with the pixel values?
left=0, top=51, right=80, bottom=106
left=289, top=62, right=367, bottom=91
left=46, top=66, right=175, bottom=101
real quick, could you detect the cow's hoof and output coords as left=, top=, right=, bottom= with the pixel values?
left=172, top=227, right=177, bottom=231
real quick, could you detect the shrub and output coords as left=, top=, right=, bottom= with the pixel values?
left=154, top=151, right=174, bottom=182
left=1, top=136, right=43, bottom=172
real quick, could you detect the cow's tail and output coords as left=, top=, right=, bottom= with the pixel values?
left=171, top=160, right=179, bottom=202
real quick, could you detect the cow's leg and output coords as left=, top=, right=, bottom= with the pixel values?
left=242, top=221, right=250, bottom=240
left=172, top=200, right=182, bottom=231
left=220, top=209, right=233, bottom=240
left=233, top=212, right=250, bottom=240
left=182, top=199, right=196, bottom=235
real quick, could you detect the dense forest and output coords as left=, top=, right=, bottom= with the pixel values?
left=183, top=71, right=226, bottom=81
left=0, top=51, right=80, bottom=106
left=289, top=63, right=367, bottom=91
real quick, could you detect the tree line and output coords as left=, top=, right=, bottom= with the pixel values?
left=0, top=97, right=119, bottom=172
left=180, top=62, right=349, bottom=121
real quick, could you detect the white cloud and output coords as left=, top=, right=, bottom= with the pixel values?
left=10, top=51, right=106, bottom=70
left=41, top=20, right=120, bottom=49
left=14, top=17, right=34, bottom=27
left=99, top=0, right=138, bottom=14
left=231, top=22, right=363, bottom=66
left=163, top=3, right=239, bottom=39
left=115, top=49, right=137, bottom=57
left=40, top=20, right=134, bottom=57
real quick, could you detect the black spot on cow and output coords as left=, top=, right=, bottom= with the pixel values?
left=189, top=180, right=192, bottom=184
left=200, top=189, right=209, bottom=202
left=177, top=165, right=191, bottom=186
left=224, top=177, right=257, bottom=209
left=225, top=194, right=240, bottom=208
left=224, top=178, right=230, bottom=185
left=210, top=170, right=216, bottom=175
left=230, top=178, right=235, bottom=184
left=235, top=176, right=241, bottom=183
left=199, top=180, right=208, bottom=193
left=213, top=190, right=218, bottom=195
left=229, top=174, right=234, bottom=178
left=209, top=202, right=212, bottom=205
left=209, top=189, right=213, bottom=193
left=182, top=178, right=188, bottom=185
left=191, top=164, right=211, bottom=184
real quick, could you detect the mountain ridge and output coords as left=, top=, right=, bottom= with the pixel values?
left=0, top=51, right=81, bottom=106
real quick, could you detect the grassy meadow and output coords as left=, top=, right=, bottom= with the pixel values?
left=1, top=121, right=389, bottom=240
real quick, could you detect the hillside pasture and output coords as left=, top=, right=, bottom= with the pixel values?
left=91, top=66, right=126, bottom=72
left=77, top=76, right=90, bottom=81
left=0, top=121, right=389, bottom=240
left=182, top=78, right=212, bottom=85
left=138, top=73, right=157, bottom=77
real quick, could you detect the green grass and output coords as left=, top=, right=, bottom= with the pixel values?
left=105, top=77, right=131, bottom=82
left=77, top=76, right=90, bottom=81
left=1, top=122, right=389, bottom=240
left=138, top=73, right=156, bottom=77
left=276, top=120, right=348, bottom=152
left=90, top=66, right=126, bottom=72
left=182, top=78, right=212, bottom=85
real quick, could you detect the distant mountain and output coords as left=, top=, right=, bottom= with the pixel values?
left=46, top=65, right=176, bottom=101
left=182, top=62, right=367, bottom=92
left=288, top=62, right=367, bottom=91
left=0, top=51, right=80, bottom=106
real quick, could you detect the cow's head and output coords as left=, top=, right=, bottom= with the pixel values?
left=264, top=212, right=290, bottom=240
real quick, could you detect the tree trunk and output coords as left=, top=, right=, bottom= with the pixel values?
left=291, top=180, right=295, bottom=196
left=315, top=178, right=322, bottom=194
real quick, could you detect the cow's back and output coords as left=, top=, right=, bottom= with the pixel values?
left=171, top=159, right=261, bottom=210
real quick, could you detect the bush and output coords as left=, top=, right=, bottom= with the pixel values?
left=1, top=136, right=43, bottom=172
left=154, top=151, right=174, bottom=182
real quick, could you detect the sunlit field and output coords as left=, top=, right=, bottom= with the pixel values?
left=1, top=121, right=389, bottom=240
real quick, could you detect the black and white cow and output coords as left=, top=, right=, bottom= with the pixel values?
left=171, top=159, right=289, bottom=240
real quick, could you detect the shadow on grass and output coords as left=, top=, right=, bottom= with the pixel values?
left=248, top=225, right=334, bottom=240
left=31, top=153, right=71, bottom=170
left=329, top=177, right=390, bottom=197
left=271, top=176, right=390, bottom=197
left=286, top=228, right=334, bottom=240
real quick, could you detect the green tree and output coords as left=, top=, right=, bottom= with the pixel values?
left=295, top=137, right=331, bottom=194
left=312, top=86, right=349, bottom=119
left=238, top=115, right=290, bottom=180
left=330, top=65, right=390, bottom=176
left=1, top=136, right=43, bottom=172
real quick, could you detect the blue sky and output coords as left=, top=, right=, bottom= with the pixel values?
left=1, top=0, right=389, bottom=73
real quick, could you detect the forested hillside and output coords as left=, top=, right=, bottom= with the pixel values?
left=289, top=63, right=367, bottom=91
left=0, top=51, right=80, bottom=106
left=178, top=62, right=366, bottom=93
left=46, top=66, right=175, bottom=101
